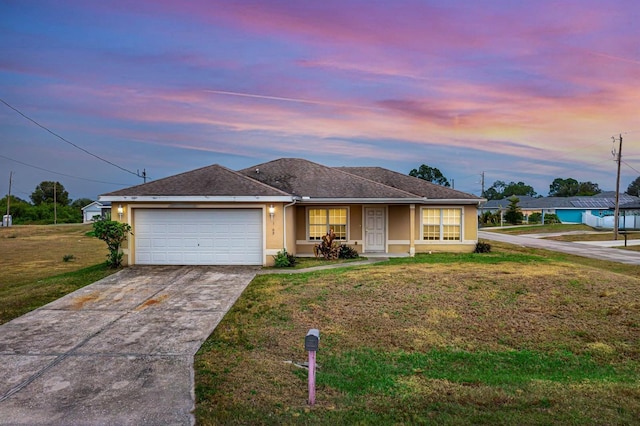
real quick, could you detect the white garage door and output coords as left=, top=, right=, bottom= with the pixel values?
left=135, top=209, right=263, bottom=265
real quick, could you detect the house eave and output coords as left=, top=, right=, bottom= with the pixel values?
left=421, top=198, right=486, bottom=206
left=81, top=201, right=103, bottom=211
left=98, top=195, right=294, bottom=203
left=296, top=197, right=483, bottom=205
left=297, top=197, right=423, bottom=204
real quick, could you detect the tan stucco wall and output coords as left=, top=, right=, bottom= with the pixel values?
left=293, top=203, right=479, bottom=256
left=413, top=207, right=421, bottom=239
left=266, top=202, right=284, bottom=251
left=387, top=244, right=409, bottom=254
left=114, top=202, right=480, bottom=265
left=388, top=205, right=410, bottom=240
left=284, top=203, right=297, bottom=255
left=463, top=205, right=478, bottom=241
left=349, top=205, right=363, bottom=240
left=414, top=243, right=476, bottom=253
left=295, top=206, right=306, bottom=241
left=294, top=205, right=313, bottom=255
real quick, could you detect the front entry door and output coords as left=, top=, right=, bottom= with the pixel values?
left=365, top=207, right=385, bottom=252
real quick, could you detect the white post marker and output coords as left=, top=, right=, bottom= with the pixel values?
left=304, top=329, right=320, bottom=406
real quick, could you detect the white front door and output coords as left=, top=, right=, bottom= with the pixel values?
left=365, top=207, right=385, bottom=252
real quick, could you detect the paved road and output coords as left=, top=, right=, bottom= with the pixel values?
left=0, top=266, right=257, bottom=425
left=479, top=231, right=640, bottom=265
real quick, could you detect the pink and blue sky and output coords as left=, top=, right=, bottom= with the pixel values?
left=1, top=0, right=638, bottom=200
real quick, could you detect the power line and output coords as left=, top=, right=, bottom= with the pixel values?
left=0, top=154, right=133, bottom=186
left=622, top=160, right=640, bottom=175
left=0, top=97, right=148, bottom=180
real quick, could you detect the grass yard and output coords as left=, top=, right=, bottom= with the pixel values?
left=481, top=223, right=595, bottom=235
left=484, top=223, right=640, bottom=252
left=0, top=224, right=115, bottom=324
left=195, top=249, right=640, bottom=425
left=546, top=232, right=621, bottom=241
left=548, top=234, right=640, bottom=253
left=271, top=256, right=367, bottom=270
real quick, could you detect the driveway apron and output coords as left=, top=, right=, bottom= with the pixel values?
left=0, top=265, right=257, bottom=425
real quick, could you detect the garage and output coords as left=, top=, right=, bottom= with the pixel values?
left=134, top=209, right=263, bottom=265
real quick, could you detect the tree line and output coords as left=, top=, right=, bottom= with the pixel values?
left=483, top=177, right=602, bottom=200
left=2, top=181, right=93, bottom=225
left=409, top=164, right=640, bottom=201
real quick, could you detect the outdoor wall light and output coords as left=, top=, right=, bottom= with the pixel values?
left=117, top=204, right=124, bottom=220
left=269, top=204, right=275, bottom=221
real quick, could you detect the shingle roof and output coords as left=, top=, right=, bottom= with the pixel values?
left=102, top=158, right=480, bottom=201
left=102, top=164, right=289, bottom=197
left=337, top=166, right=481, bottom=200
left=238, top=158, right=419, bottom=199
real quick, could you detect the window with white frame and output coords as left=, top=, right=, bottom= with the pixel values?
left=308, top=208, right=347, bottom=240
left=422, top=208, right=461, bottom=241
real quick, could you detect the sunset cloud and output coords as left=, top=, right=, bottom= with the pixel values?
left=0, top=0, right=638, bottom=199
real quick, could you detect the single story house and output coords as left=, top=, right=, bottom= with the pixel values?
left=479, top=192, right=640, bottom=224
left=81, top=201, right=112, bottom=223
left=611, top=199, right=640, bottom=230
left=99, top=158, right=483, bottom=266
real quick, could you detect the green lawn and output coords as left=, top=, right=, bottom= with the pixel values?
left=0, top=224, right=116, bottom=324
left=481, top=223, right=596, bottom=235
left=194, top=248, right=640, bottom=424
left=273, top=256, right=367, bottom=270
left=0, top=264, right=116, bottom=324
left=3, top=225, right=639, bottom=423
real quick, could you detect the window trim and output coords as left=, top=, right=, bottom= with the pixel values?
left=306, top=206, right=349, bottom=241
left=420, top=207, right=462, bottom=241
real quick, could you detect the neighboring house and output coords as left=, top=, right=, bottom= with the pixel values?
left=81, top=201, right=111, bottom=223
left=479, top=196, right=553, bottom=222
left=99, top=158, right=483, bottom=266
left=608, top=199, right=640, bottom=230
left=479, top=192, right=640, bottom=225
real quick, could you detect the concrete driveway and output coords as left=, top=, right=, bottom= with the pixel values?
left=0, top=265, right=257, bottom=425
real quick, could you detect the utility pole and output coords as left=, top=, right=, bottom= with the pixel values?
left=481, top=171, right=485, bottom=197
left=6, top=171, right=12, bottom=223
left=138, top=169, right=148, bottom=183
left=54, top=181, right=57, bottom=225
left=612, top=134, right=623, bottom=240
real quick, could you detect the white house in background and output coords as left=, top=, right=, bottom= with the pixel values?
left=81, top=201, right=111, bottom=223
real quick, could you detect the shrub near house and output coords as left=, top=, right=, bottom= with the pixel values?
left=505, top=197, right=523, bottom=225
left=92, top=220, right=132, bottom=268
left=529, top=212, right=560, bottom=224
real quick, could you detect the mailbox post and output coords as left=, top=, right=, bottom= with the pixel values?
left=305, top=329, right=320, bottom=405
